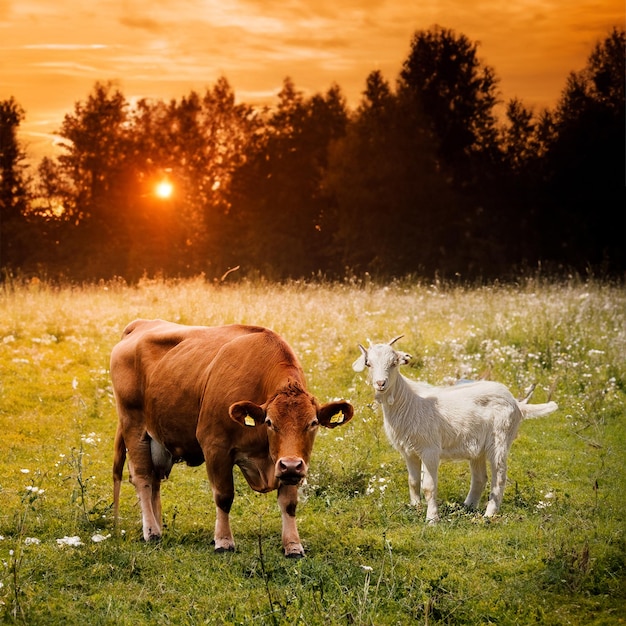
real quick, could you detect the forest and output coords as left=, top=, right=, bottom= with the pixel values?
left=1, top=26, right=624, bottom=282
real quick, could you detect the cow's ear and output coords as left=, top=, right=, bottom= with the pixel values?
left=317, top=401, right=354, bottom=429
left=229, top=401, right=266, bottom=427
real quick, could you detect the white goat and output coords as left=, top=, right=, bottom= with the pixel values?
left=353, top=336, right=558, bottom=522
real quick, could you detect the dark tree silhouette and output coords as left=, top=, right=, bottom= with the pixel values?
left=0, top=98, right=31, bottom=275
left=49, top=81, right=134, bottom=277
left=227, top=78, right=349, bottom=278
left=323, top=70, right=457, bottom=276
left=126, top=78, right=259, bottom=278
left=8, top=26, right=624, bottom=282
left=399, top=26, right=501, bottom=180
left=541, top=28, right=625, bottom=273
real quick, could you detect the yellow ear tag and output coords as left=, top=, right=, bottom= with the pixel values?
left=330, top=411, right=344, bottom=424
left=244, top=415, right=256, bottom=427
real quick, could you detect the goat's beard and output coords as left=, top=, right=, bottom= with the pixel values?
left=374, top=387, right=395, bottom=405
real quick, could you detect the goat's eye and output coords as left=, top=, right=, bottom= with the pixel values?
left=364, top=359, right=370, bottom=367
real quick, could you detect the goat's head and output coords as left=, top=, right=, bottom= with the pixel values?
left=352, top=336, right=411, bottom=395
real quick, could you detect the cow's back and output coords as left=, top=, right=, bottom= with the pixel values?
left=110, top=319, right=267, bottom=418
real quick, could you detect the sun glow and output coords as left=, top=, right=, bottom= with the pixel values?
left=155, top=179, right=174, bottom=199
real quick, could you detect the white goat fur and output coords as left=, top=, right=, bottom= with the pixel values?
left=353, top=338, right=558, bottom=522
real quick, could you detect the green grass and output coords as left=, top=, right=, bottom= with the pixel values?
left=1, top=276, right=624, bottom=624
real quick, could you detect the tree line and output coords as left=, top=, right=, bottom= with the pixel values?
left=1, top=26, right=624, bottom=282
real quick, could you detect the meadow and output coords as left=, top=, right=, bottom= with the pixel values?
left=0, top=275, right=624, bottom=625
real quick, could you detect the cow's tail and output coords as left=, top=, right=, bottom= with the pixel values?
left=517, top=383, right=559, bottom=419
left=112, top=423, right=126, bottom=523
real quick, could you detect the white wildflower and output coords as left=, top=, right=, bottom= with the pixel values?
left=56, top=536, right=83, bottom=547
left=360, top=565, right=373, bottom=572
left=24, top=537, right=40, bottom=546
left=81, top=432, right=100, bottom=445
left=536, top=495, right=554, bottom=510
left=91, top=533, right=111, bottom=543
left=20, top=469, right=30, bottom=474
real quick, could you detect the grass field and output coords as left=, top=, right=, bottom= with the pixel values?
left=0, top=276, right=624, bottom=624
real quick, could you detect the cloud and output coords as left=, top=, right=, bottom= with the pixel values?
left=23, top=44, right=108, bottom=50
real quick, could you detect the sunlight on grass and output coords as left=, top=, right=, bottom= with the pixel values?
left=0, top=276, right=624, bottom=623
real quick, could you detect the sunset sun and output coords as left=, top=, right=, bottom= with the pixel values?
left=155, top=179, right=174, bottom=199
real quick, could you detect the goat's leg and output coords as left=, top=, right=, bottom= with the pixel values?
left=465, top=457, right=488, bottom=509
left=485, top=454, right=508, bottom=517
left=420, top=450, right=440, bottom=523
left=404, top=453, right=423, bottom=506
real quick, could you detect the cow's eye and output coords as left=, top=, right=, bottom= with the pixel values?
left=265, top=418, right=273, bottom=429
left=310, top=418, right=319, bottom=429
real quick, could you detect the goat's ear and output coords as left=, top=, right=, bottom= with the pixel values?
left=396, top=351, right=411, bottom=365
left=352, top=344, right=367, bottom=372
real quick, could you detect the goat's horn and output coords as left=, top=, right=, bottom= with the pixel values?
left=389, top=335, right=404, bottom=346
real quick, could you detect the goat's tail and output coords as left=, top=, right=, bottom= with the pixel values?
left=517, top=384, right=558, bottom=419
left=112, top=423, right=127, bottom=523
left=520, top=400, right=558, bottom=418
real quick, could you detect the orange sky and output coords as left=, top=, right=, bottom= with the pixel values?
left=1, top=0, right=623, bottom=162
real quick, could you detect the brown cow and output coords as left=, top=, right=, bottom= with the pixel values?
left=110, top=319, right=353, bottom=557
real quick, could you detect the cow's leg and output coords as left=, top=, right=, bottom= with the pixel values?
left=205, top=460, right=236, bottom=552
left=151, top=480, right=162, bottom=531
left=149, top=437, right=173, bottom=535
left=126, top=431, right=161, bottom=541
left=277, top=483, right=304, bottom=558
left=465, top=456, right=488, bottom=509
left=420, top=449, right=440, bottom=524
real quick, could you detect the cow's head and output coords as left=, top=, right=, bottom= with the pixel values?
left=229, top=381, right=353, bottom=485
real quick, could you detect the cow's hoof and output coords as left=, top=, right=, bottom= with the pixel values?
left=284, top=543, right=305, bottom=558
left=144, top=533, right=162, bottom=542
left=213, top=538, right=235, bottom=553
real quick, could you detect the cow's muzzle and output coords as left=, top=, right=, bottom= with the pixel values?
left=276, top=457, right=307, bottom=485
